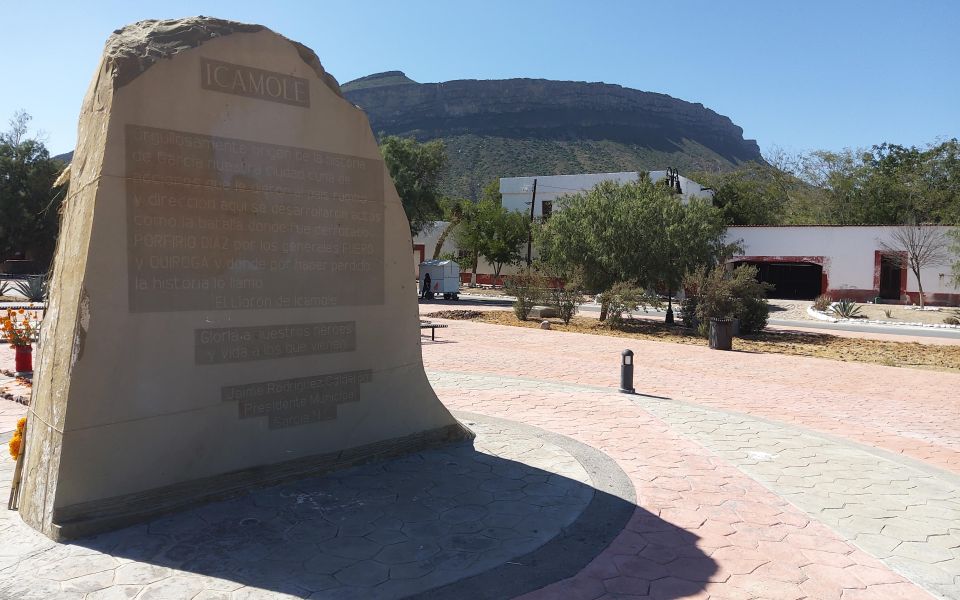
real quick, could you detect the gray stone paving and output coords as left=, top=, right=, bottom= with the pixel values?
left=633, top=397, right=960, bottom=599
left=0, top=418, right=597, bottom=600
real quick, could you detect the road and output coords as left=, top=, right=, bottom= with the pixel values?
left=447, top=293, right=960, bottom=341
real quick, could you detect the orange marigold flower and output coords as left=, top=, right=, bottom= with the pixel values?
left=17, top=309, right=24, bottom=314
left=16, top=417, right=26, bottom=434
left=8, top=433, right=22, bottom=460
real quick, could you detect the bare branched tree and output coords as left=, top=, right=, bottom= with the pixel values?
left=879, top=225, right=952, bottom=308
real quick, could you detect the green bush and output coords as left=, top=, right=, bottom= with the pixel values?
left=728, top=266, right=771, bottom=334
left=831, top=299, right=861, bottom=319
left=550, top=284, right=584, bottom=325
left=598, top=282, right=661, bottom=329
left=504, top=273, right=546, bottom=321
left=812, top=293, right=832, bottom=312
left=683, top=265, right=771, bottom=335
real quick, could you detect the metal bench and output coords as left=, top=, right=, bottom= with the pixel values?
left=419, top=321, right=448, bottom=341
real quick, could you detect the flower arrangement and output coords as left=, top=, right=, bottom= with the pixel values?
left=8, top=417, right=26, bottom=460
left=1, top=309, right=36, bottom=347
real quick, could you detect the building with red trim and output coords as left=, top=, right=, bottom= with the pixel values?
left=730, top=225, right=958, bottom=305
left=413, top=171, right=959, bottom=306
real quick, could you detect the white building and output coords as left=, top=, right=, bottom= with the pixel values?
left=499, top=170, right=715, bottom=220
left=731, top=225, right=958, bottom=305
left=412, top=171, right=959, bottom=305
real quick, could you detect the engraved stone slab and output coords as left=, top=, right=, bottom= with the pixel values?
left=18, top=17, right=468, bottom=540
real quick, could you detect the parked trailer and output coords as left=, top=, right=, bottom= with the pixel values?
left=419, top=260, right=460, bottom=300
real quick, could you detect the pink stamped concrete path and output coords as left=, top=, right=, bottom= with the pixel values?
left=420, top=316, right=957, bottom=599
left=420, top=308, right=960, bottom=476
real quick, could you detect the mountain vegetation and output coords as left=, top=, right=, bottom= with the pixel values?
left=343, top=71, right=762, bottom=199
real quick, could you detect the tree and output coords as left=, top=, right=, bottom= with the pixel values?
left=535, top=178, right=728, bottom=320
left=783, top=140, right=960, bottom=225
left=880, top=225, right=953, bottom=308
left=654, top=195, right=739, bottom=321
left=431, top=197, right=470, bottom=259
left=480, top=178, right=502, bottom=205
left=478, top=203, right=528, bottom=280
left=696, top=166, right=783, bottom=225
left=0, top=111, right=66, bottom=267
left=453, top=200, right=528, bottom=284
left=379, top=136, right=447, bottom=236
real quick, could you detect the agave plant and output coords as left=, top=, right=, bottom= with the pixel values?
left=831, top=298, right=861, bottom=319
left=0, top=281, right=10, bottom=298
left=12, top=276, right=48, bottom=303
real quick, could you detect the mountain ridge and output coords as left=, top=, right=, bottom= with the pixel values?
left=343, top=71, right=762, bottom=198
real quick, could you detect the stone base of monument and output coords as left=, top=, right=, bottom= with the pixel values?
left=49, top=422, right=470, bottom=540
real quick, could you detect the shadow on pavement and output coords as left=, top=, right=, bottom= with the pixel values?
left=64, top=435, right=716, bottom=599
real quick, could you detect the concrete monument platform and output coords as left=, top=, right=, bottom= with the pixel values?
left=0, top=414, right=635, bottom=600
left=18, top=17, right=469, bottom=540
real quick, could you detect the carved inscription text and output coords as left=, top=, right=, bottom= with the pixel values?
left=201, top=58, right=310, bottom=107
left=126, top=125, right=384, bottom=312
left=222, top=369, right=372, bottom=429
left=195, top=321, right=356, bottom=365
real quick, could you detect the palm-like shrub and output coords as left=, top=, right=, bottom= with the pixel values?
left=831, top=299, right=861, bottom=319
left=13, top=276, right=48, bottom=302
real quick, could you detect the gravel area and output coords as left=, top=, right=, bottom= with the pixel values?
left=767, top=299, right=815, bottom=321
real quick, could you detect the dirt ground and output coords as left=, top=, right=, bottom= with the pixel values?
left=454, top=286, right=960, bottom=326
left=425, top=309, right=960, bottom=373
left=843, top=303, right=960, bottom=325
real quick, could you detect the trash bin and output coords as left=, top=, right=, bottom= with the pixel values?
left=709, top=318, right=733, bottom=350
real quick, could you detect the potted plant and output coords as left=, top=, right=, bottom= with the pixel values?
left=2, top=309, right=37, bottom=373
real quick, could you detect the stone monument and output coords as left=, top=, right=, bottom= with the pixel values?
left=18, top=17, right=470, bottom=540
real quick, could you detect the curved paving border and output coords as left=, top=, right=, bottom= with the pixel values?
left=428, top=369, right=960, bottom=600
left=410, top=411, right=636, bottom=599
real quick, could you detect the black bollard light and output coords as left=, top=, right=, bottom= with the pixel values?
left=619, top=349, right=635, bottom=394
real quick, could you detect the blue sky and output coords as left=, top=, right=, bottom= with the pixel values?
left=2, top=0, right=958, bottom=157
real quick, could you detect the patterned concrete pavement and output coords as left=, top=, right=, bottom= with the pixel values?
left=420, top=317, right=959, bottom=599
left=0, top=416, right=632, bottom=599
left=429, top=369, right=960, bottom=598
left=0, top=317, right=956, bottom=598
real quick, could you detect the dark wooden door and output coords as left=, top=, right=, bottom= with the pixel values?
left=879, top=255, right=901, bottom=300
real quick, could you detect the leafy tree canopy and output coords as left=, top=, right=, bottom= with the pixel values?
left=454, top=200, right=529, bottom=279
left=693, top=139, right=960, bottom=226
left=379, top=135, right=447, bottom=236
left=535, top=177, right=729, bottom=296
left=0, top=111, right=65, bottom=267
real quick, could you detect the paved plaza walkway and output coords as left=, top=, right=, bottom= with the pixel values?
left=0, top=315, right=957, bottom=598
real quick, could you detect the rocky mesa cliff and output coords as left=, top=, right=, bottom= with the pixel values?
left=343, top=71, right=762, bottom=198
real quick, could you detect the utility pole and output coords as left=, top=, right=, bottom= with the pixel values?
left=525, top=178, right=537, bottom=267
